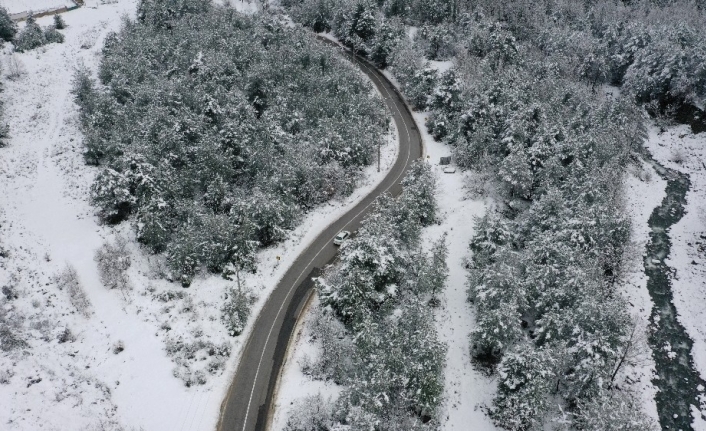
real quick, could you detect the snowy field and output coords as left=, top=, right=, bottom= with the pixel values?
left=0, top=0, right=76, bottom=15
left=0, top=2, right=399, bottom=430
left=643, top=125, right=706, bottom=422
left=273, top=63, right=498, bottom=430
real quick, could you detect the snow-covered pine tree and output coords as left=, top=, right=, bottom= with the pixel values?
left=14, top=14, right=46, bottom=52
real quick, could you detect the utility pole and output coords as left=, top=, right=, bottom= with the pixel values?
left=377, top=139, right=381, bottom=172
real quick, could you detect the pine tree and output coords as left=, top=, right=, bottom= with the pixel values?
left=53, top=14, right=66, bottom=30
left=14, top=14, right=46, bottom=52
left=0, top=7, right=16, bottom=42
left=44, top=25, right=65, bottom=44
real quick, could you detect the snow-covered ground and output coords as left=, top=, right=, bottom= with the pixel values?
left=0, top=0, right=76, bottom=16
left=0, top=2, right=399, bottom=430
left=272, top=107, right=498, bottom=430
left=643, top=126, right=706, bottom=407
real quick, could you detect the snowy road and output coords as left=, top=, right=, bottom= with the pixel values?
left=216, top=38, right=423, bottom=431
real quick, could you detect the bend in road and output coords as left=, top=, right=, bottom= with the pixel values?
left=216, top=36, right=423, bottom=431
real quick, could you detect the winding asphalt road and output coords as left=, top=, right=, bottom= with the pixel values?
left=216, top=37, right=423, bottom=431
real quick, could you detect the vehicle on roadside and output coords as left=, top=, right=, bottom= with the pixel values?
left=333, top=231, right=350, bottom=245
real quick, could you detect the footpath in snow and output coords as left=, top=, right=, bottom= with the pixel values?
left=0, top=2, right=399, bottom=430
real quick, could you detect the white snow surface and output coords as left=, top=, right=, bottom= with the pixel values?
left=0, top=2, right=399, bottom=430
left=272, top=104, right=499, bottom=429
left=642, top=125, right=706, bottom=428
left=428, top=60, right=454, bottom=74
left=0, top=0, right=76, bottom=15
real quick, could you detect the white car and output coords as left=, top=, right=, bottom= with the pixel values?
left=333, top=231, right=350, bottom=245
left=443, top=166, right=457, bottom=174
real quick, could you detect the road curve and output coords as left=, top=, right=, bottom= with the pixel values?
left=217, top=36, right=423, bottom=431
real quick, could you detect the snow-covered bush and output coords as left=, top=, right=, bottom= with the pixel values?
left=283, top=394, right=337, bottom=431
left=14, top=15, right=46, bottom=53
left=95, top=237, right=132, bottom=293
left=44, top=25, right=65, bottom=44
left=220, top=286, right=257, bottom=337
left=89, top=169, right=135, bottom=223
left=56, top=327, right=75, bottom=344
left=574, top=390, right=655, bottom=431
left=112, top=340, right=125, bottom=354
left=303, top=307, right=354, bottom=383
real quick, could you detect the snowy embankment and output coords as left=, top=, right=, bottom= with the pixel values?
left=618, top=158, right=665, bottom=426
left=0, top=2, right=398, bottom=431
left=272, top=75, right=498, bottom=431
left=642, top=125, right=706, bottom=424
left=0, top=0, right=76, bottom=16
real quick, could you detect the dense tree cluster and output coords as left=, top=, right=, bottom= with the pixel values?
left=285, top=0, right=706, bottom=117
left=13, top=14, right=65, bottom=52
left=279, top=0, right=706, bottom=429
left=0, top=9, right=11, bottom=146
left=296, top=162, right=448, bottom=430
left=0, top=7, right=16, bottom=43
left=75, top=0, right=388, bottom=286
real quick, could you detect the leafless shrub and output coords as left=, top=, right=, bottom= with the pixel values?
left=56, top=265, right=91, bottom=317
left=84, top=418, right=131, bottom=431
left=165, top=337, right=231, bottom=385
left=95, top=237, right=131, bottom=295
left=6, top=54, right=27, bottom=81
left=79, top=27, right=101, bottom=49
left=146, top=255, right=169, bottom=279
left=153, top=289, right=184, bottom=303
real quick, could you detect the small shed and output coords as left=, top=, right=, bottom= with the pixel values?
left=439, top=156, right=452, bottom=165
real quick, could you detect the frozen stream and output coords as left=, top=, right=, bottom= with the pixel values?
left=644, top=154, right=706, bottom=430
